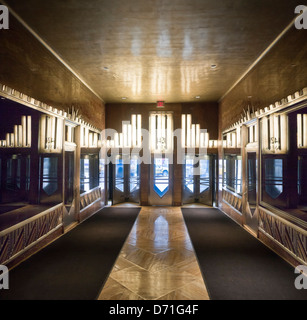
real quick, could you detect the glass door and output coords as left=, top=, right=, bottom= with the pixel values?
left=112, top=154, right=140, bottom=205
left=149, top=154, right=173, bottom=206
left=182, top=155, right=215, bottom=206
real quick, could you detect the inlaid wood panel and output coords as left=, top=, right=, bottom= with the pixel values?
left=258, top=208, right=307, bottom=264
left=79, top=187, right=102, bottom=211
left=98, top=206, right=209, bottom=300
left=222, top=189, right=243, bottom=213
left=0, top=204, right=63, bottom=265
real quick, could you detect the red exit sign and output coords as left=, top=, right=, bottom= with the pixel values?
left=157, top=101, right=165, bottom=108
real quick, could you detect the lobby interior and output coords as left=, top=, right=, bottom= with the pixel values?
left=0, top=0, right=307, bottom=300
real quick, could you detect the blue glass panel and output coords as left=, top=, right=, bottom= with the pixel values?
left=130, top=157, right=139, bottom=192
left=154, top=158, right=169, bottom=197
left=115, top=157, right=124, bottom=192
left=199, top=159, right=210, bottom=193
left=185, top=158, right=194, bottom=193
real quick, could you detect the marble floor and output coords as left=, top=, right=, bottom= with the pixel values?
left=97, top=206, right=210, bottom=300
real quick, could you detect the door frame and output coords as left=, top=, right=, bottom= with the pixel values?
left=242, top=121, right=259, bottom=236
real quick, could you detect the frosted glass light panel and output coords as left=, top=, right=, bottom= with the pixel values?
left=150, top=112, right=173, bottom=152
left=181, top=114, right=210, bottom=148
left=297, top=114, right=307, bottom=148
left=261, top=114, right=287, bottom=153
left=154, top=158, right=169, bottom=197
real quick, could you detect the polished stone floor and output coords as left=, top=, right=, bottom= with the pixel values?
left=97, top=206, right=210, bottom=300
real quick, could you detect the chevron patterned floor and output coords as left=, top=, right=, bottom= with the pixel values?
left=97, top=206, right=209, bottom=300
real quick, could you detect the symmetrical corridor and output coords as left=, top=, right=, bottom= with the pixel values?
left=98, top=206, right=209, bottom=300
left=1, top=1, right=307, bottom=302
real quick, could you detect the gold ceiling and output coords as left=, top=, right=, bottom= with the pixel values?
left=3, top=0, right=303, bottom=103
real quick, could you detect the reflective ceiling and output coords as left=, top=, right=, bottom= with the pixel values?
left=3, top=0, right=303, bottom=103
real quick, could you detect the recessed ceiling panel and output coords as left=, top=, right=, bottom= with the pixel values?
left=3, top=0, right=303, bottom=103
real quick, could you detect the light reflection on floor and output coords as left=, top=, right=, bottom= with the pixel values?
left=97, top=206, right=209, bottom=300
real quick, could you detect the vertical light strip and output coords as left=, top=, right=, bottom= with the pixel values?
left=167, top=114, right=172, bottom=151
left=6, top=133, right=10, bottom=147
left=262, top=117, right=268, bottom=150
left=157, top=113, right=162, bottom=143
left=137, top=114, right=142, bottom=147
left=161, top=114, right=166, bottom=141
left=280, top=114, right=287, bottom=151
left=123, top=123, right=128, bottom=147
left=187, top=114, right=191, bottom=147
left=200, top=132, right=204, bottom=148
left=303, top=114, right=307, bottom=148
left=128, top=124, right=132, bottom=147
left=132, top=114, right=137, bottom=147
left=249, top=126, right=253, bottom=143
left=119, top=133, right=123, bottom=147
left=47, top=116, right=52, bottom=142
left=151, top=114, right=156, bottom=151
left=297, top=114, right=302, bottom=148
left=114, top=132, right=119, bottom=147
left=10, top=133, right=14, bottom=147
left=236, top=127, right=241, bottom=146
left=206, top=133, right=210, bottom=148
left=254, top=124, right=258, bottom=143
left=22, top=116, right=27, bottom=147
left=232, top=132, right=236, bottom=147
left=269, top=115, right=274, bottom=150
left=196, top=124, right=200, bottom=148
left=89, top=132, right=93, bottom=147
left=27, top=116, right=31, bottom=147
left=40, top=116, right=46, bottom=149
left=191, top=124, right=196, bottom=148
left=18, top=125, right=22, bottom=147
left=51, top=116, right=56, bottom=148
left=14, top=125, right=18, bottom=147
left=94, top=133, right=98, bottom=147
left=274, top=115, right=280, bottom=149
left=181, top=114, right=186, bottom=148
left=56, top=118, right=63, bottom=149
left=85, top=127, right=89, bottom=147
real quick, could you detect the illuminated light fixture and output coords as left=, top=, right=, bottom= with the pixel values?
left=182, top=114, right=211, bottom=149
left=195, top=96, right=200, bottom=99
left=157, top=101, right=165, bottom=108
left=121, top=97, right=127, bottom=100
left=103, top=66, right=109, bottom=70
left=150, top=112, right=173, bottom=152
left=211, top=64, right=217, bottom=69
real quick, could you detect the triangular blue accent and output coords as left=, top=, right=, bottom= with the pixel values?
left=154, top=183, right=169, bottom=198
